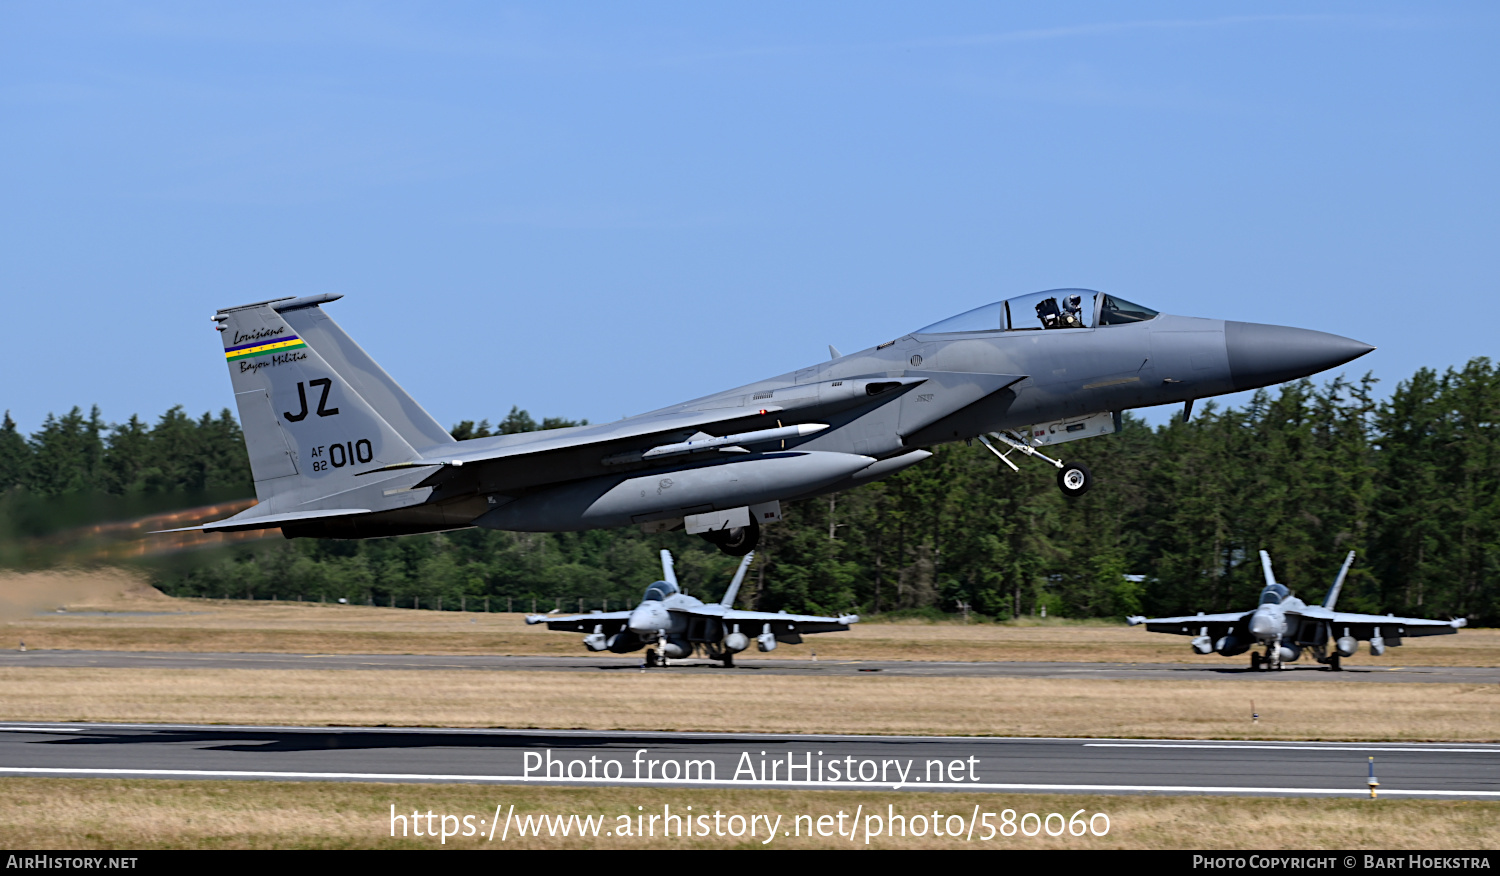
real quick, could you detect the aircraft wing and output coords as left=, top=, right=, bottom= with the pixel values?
left=1127, top=612, right=1249, bottom=635
left=525, top=610, right=633, bottom=633
left=366, top=405, right=794, bottom=491
left=720, top=609, right=859, bottom=636
left=1297, top=607, right=1466, bottom=638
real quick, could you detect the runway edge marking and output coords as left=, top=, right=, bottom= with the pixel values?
left=1, top=766, right=1496, bottom=797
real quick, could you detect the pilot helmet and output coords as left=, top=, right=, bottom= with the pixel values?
left=1064, top=293, right=1082, bottom=311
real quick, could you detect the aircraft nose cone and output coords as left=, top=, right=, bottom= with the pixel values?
left=628, top=605, right=664, bottom=634
left=1224, top=322, right=1375, bottom=392
left=1249, top=609, right=1281, bottom=639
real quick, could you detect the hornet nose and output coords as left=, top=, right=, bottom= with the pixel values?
left=1249, top=608, right=1282, bottom=639
left=628, top=604, right=666, bottom=634
left=1224, top=322, right=1375, bottom=392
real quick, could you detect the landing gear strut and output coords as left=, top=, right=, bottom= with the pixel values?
left=700, top=519, right=760, bottom=557
left=976, top=431, right=1093, bottom=498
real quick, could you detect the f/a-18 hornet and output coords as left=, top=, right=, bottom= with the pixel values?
left=171, top=288, right=1373, bottom=555
left=528, top=550, right=856, bottom=666
left=1128, top=551, right=1466, bottom=671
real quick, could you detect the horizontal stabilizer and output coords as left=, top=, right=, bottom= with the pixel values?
left=153, top=507, right=372, bottom=534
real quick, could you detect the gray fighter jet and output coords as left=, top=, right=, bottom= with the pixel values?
left=169, top=288, right=1373, bottom=555
left=526, top=550, right=856, bottom=666
left=1128, top=551, right=1466, bottom=670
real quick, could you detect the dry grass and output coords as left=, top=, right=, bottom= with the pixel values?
left=4, top=570, right=1495, bottom=667
left=0, top=779, right=1493, bottom=849
left=0, top=668, right=1494, bottom=741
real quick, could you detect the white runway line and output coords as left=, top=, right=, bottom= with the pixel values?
left=1085, top=743, right=1497, bottom=753
left=0, top=766, right=1496, bottom=797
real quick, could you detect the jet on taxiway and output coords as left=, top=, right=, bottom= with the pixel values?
left=168, top=288, right=1374, bottom=555
left=527, top=550, right=856, bottom=667
left=1128, top=551, right=1466, bottom=670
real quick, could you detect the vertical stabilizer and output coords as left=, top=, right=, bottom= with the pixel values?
left=278, top=304, right=454, bottom=450
left=1323, top=551, right=1356, bottom=610
left=720, top=551, right=755, bottom=607
left=216, top=295, right=422, bottom=506
left=1259, top=550, right=1277, bottom=588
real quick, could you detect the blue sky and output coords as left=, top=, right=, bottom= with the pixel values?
left=2, top=2, right=1495, bottom=435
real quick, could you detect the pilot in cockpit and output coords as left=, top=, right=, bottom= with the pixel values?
left=1060, top=293, right=1085, bottom=327
left=1035, top=294, right=1086, bottom=329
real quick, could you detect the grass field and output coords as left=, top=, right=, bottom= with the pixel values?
left=1, top=779, right=1495, bottom=849
left=0, top=667, right=1494, bottom=740
left=4, top=569, right=1496, bottom=667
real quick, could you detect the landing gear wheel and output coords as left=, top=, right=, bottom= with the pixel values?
left=1057, top=462, right=1093, bottom=498
left=645, top=648, right=658, bottom=667
left=701, top=519, right=760, bottom=557
left=722, top=653, right=734, bottom=668
left=1250, top=652, right=1263, bottom=671
left=1328, top=654, right=1341, bottom=672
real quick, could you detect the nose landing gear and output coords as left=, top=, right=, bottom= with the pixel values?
left=1057, top=462, right=1093, bottom=498
left=976, top=431, right=1094, bottom=497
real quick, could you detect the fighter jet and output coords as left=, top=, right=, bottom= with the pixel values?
left=1128, top=551, right=1466, bottom=670
left=169, top=288, right=1373, bottom=555
left=526, top=550, right=857, bottom=666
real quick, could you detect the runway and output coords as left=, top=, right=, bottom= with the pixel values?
left=0, top=722, right=1495, bottom=799
left=1, top=650, right=1493, bottom=683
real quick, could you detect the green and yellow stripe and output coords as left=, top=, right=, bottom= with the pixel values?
left=224, top=335, right=308, bottom=361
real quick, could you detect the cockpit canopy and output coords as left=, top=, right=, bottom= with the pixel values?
left=642, top=581, right=679, bottom=602
left=916, top=289, right=1158, bottom=334
left=1258, top=583, right=1290, bottom=606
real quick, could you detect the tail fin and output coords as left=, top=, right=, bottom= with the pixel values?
left=660, top=550, right=677, bottom=586
left=277, top=302, right=453, bottom=450
left=720, top=551, right=755, bottom=607
left=215, top=295, right=431, bottom=504
left=1259, top=550, right=1277, bottom=588
left=1323, top=551, right=1356, bottom=610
